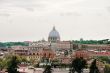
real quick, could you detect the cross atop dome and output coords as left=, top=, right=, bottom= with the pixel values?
left=53, top=26, right=56, bottom=30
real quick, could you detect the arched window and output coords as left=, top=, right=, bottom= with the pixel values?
left=44, top=53, right=46, bottom=57
left=29, top=53, right=32, bottom=55
left=37, top=53, right=39, bottom=56
left=49, top=53, right=51, bottom=58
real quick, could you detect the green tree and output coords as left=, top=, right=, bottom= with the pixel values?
left=7, top=56, right=20, bottom=73
left=43, top=65, right=53, bottom=73
left=70, top=57, right=87, bottom=73
left=89, top=59, right=100, bottom=73
left=64, top=50, right=68, bottom=56
left=0, top=59, right=7, bottom=71
left=104, top=64, right=110, bottom=73
left=97, top=56, right=110, bottom=63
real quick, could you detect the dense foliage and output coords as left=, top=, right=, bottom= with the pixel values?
left=0, top=42, right=29, bottom=48
left=7, top=56, right=20, bottom=73
left=43, top=65, right=53, bottom=73
left=0, top=39, right=109, bottom=48
left=89, top=59, right=100, bottom=73
left=73, top=39, right=110, bottom=44
left=104, top=64, right=110, bottom=73
left=0, top=55, right=28, bottom=72
left=70, top=57, right=87, bottom=73
left=95, top=56, right=110, bottom=64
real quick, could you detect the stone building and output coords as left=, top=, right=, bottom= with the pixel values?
left=11, top=26, right=73, bottom=64
left=74, top=50, right=89, bottom=59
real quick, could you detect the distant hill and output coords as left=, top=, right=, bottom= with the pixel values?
left=0, top=39, right=110, bottom=48
left=73, top=39, right=110, bottom=44
left=0, top=42, right=29, bottom=48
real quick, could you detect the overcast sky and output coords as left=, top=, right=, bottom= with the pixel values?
left=0, top=0, right=110, bottom=42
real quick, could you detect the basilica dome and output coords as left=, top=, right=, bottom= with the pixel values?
left=48, top=26, right=60, bottom=42
left=49, top=27, right=60, bottom=38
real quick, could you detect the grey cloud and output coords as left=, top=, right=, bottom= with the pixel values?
left=60, top=12, right=81, bottom=16
left=0, top=0, right=47, bottom=11
left=25, top=8, right=34, bottom=11
left=12, top=1, right=48, bottom=12
left=72, top=12, right=81, bottom=16
left=0, top=0, right=110, bottom=41
left=107, top=6, right=110, bottom=12
left=96, top=13, right=102, bottom=16
left=0, top=13, right=10, bottom=17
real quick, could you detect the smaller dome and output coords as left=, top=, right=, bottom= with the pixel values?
left=49, top=26, right=60, bottom=38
